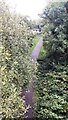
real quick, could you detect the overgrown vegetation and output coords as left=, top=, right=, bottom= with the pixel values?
left=0, top=0, right=68, bottom=119
left=0, top=1, right=36, bottom=119
left=34, top=1, right=68, bottom=119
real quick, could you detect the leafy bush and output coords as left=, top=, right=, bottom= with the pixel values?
left=0, top=1, right=36, bottom=119
left=34, top=1, right=68, bottom=119
left=35, top=64, right=68, bottom=119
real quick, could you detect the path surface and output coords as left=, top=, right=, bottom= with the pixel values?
left=22, top=38, right=43, bottom=118
left=31, top=38, right=43, bottom=62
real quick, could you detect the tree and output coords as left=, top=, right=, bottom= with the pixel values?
left=42, top=1, right=68, bottom=66
left=35, top=1, right=68, bottom=119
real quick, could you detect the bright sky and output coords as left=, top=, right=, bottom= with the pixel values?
left=5, top=0, right=50, bottom=20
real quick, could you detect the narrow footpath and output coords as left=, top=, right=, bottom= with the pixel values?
left=31, top=38, right=43, bottom=61
left=22, top=38, right=43, bottom=118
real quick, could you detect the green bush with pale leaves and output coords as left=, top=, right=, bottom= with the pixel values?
left=0, top=1, right=36, bottom=119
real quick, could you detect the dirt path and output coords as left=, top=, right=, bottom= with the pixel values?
left=22, top=38, right=43, bottom=118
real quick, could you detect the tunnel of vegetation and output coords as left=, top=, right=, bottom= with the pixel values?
left=0, top=0, right=68, bottom=119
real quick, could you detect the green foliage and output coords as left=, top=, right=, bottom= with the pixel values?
left=34, top=1, right=68, bottom=119
left=0, top=1, right=36, bottom=119
left=35, top=64, right=68, bottom=119
left=42, top=1, right=68, bottom=65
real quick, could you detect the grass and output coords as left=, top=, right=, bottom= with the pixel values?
left=30, top=35, right=42, bottom=53
left=38, top=45, right=46, bottom=60
left=30, top=34, right=46, bottom=60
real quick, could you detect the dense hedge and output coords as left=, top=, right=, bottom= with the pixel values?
left=0, top=1, right=36, bottom=119
left=34, top=1, right=68, bottom=119
left=35, top=63, right=68, bottom=119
